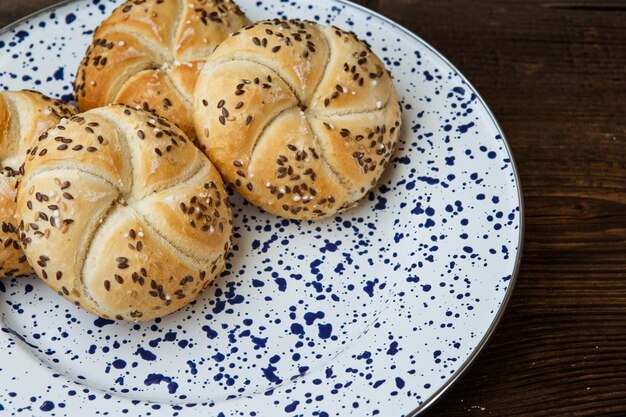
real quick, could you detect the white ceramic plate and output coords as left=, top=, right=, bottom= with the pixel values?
left=0, top=1, right=523, bottom=416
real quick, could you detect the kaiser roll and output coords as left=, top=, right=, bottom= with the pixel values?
left=74, top=0, right=250, bottom=139
left=1, top=90, right=75, bottom=279
left=193, top=19, right=402, bottom=220
left=16, top=105, right=232, bottom=321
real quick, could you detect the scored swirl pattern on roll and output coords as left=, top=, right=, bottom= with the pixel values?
left=74, top=0, right=250, bottom=138
left=0, top=91, right=75, bottom=279
left=193, top=19, right=403, bottom=220
left=16, top=106, right=232, bottom=321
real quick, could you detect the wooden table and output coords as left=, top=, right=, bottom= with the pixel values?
left=2, top=1, right=625, bottom=416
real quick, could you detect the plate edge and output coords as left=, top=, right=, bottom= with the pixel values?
left=330, top=1, right=526, bottom=415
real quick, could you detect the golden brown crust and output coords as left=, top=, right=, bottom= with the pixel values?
left=209, top=20, right=331, bottom=102
left=74, top=0, right=250, bottom=139
left=24, top=112, right=132, bottom=192
left=17, top=105, right=232, bottom=320
left=74, top=32, right=164, bottom=112
left=0, top=91, right=75, bottom=279
left=246, top=108, right=351, bottom=218
left=309, top=88, right=402, bottom=195
left=195, top=60, right=298, bottom=171
left=193, top=19, right=403, bottom=220
left=115, top=67, right=195, bottom=137
left=102, top=0, right=182, bottom=47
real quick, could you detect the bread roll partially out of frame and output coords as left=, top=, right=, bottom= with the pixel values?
left=1, top=90, right=75, bottom=278
left=75, top=0, right=250, bottom=139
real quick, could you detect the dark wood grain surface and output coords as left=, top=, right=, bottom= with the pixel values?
left=2, top=0, right=625, bottom=416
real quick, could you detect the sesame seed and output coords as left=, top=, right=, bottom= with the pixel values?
left=136, top=129, right=147, bottom=140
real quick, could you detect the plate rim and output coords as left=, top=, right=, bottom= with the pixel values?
left=330, top=3, right=525, bottom=415
left=0, top=0, right=525, bottom=415
left=331, top=3, right=525, bottom=414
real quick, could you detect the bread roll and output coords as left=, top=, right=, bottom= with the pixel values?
left=16, top=105, right=232, bottom=321
left=74, top=0, right=250, bottom=139
left=193, top=19, right=403, bottom=220
left=0, top=90, right=75, bottom=279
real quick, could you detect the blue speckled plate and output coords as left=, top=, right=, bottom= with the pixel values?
left=0, top=1, right=523, bottom=416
